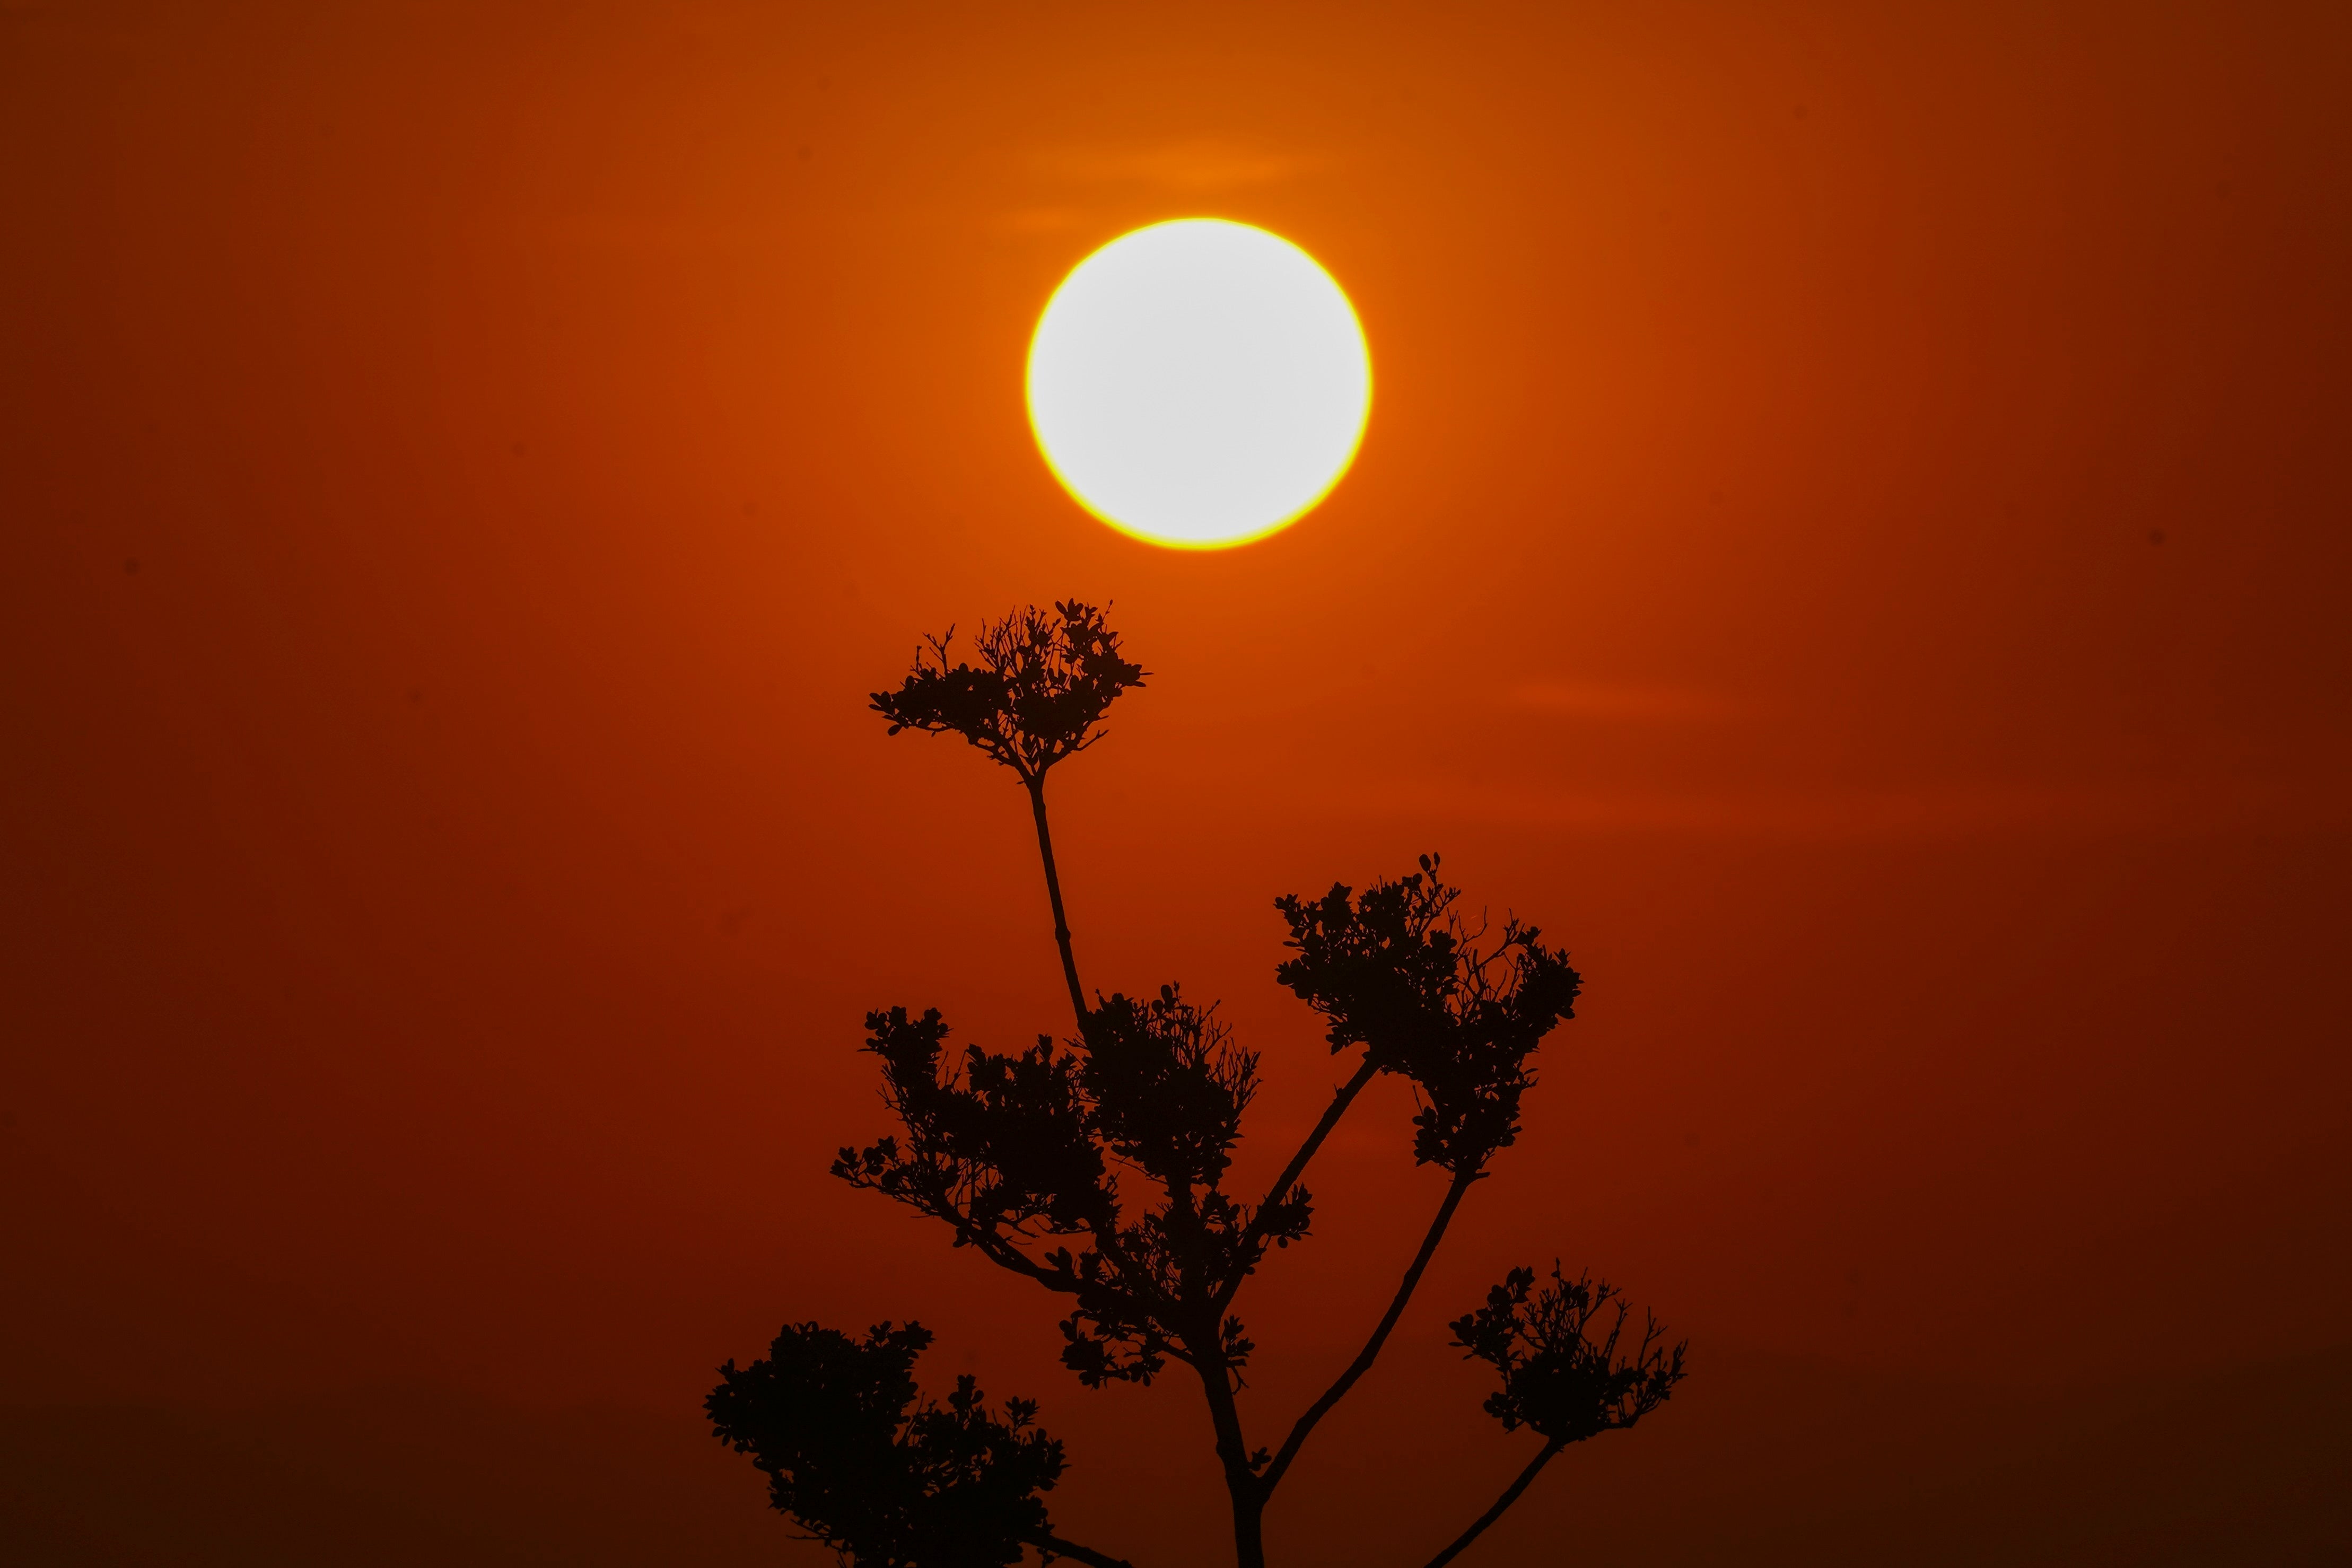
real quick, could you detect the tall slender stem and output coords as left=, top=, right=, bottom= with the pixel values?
left=1188, top=1348, right=1267, bottom=1568
left=1215, top=1056, right=1382, bottom=1312
left=1229, top=1494, right=1266, bottom=1568
left=1421, top=1437, right=1568, bottom=1568
left=1026, top=775, right=1090, bottom=1033
left=1260, top=1168, right=1477, bottom=1492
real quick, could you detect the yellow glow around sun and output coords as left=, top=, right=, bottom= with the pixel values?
left=1026, top=220, right=1371, bottom=549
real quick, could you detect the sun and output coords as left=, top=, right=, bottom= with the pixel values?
left=1026, top=219, right=1372, bottom=550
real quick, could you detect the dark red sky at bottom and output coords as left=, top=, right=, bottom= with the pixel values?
left=3, top=2, right=2348, bottom=1563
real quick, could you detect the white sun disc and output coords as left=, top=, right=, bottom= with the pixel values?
left=1026, top=220, right=1372, bottom=549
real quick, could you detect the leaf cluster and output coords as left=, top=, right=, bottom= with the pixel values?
left=869, top=601, right=1146, bottom=784
left=1275, top=855, right=1582, bottom=1174
left=835, top=987, right=1284, bottom=1390
left=706, top=1320, right=1065, bottom=1568
left=838, top=1006, right=1111, bottom=1238
left=1448, top=1265, right=1687, bottom=1445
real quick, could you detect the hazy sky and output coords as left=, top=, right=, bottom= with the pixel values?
left=5, top=2, right=2348, bottom=1562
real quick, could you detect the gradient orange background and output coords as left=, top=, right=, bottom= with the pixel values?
left=5, top=2, right=2349, bottom=1562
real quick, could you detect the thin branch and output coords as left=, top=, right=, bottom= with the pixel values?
left=1083, top=1218, right=1159, bottom=1307
left=1187, top=1331, right=1258, bottom=1488
left=1026, top=776, right=1091, bottom=1035
left=967, top=1229, right=1082, bottom=1293
left=1259, top=1168, right=1477, bottom=1492
left=1213, top=1056, right=1382, bottom=1311
left=1030, top=1531, right=1137, bottom=1568
left=888, top=1172, right=1097, bottom=1300
left=1421, top=1436, right=1568, bottom=1568
left=1185, top=1342, right=1271, bottom=1568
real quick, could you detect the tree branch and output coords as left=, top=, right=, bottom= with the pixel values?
left=1214, top=1056, right=1382, bottom=1311
left=1420, top=1436, right=1568, bottom=1568
left=1030, top=1531, right=1137, bottom=1568
left=1185, top=1341, right=1270, bottom=1568
left=1188, top=1336, right=1257, bottom=1486
left=889, top=1173, right=1102, bottom=1302
left=1027, top=776, right=1091, bottom=1035
left=1259, top=1168, right=1477, bottom=1492
left=966, top=1228, right=1082, bottom=1293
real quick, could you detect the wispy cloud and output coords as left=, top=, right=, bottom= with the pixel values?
left=1324, top=776, right=2351, bottom=839
left=1027, top=139, right=1324, bottom=193
left=1505, top=680, right=1742, bottom=722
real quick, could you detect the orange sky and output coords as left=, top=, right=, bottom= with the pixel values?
left=5, top=2, right=2349, bottom=1562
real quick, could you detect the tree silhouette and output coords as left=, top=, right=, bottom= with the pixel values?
left=709, top=601, right=1685, bottom=1568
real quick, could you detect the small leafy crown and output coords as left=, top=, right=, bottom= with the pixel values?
left=870, top=600, right=1147, bottom=783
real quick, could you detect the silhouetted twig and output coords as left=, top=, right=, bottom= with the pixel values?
left=1419, top=1436, right=1566, bottom=1568
left=1259, top=1167, right=1478, bottom=1492
left=871, top=602, right=1144, bottom=1031
left=1030, top=1534, right=1136, bottom=1568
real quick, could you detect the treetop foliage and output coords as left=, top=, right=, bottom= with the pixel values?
left=870, top=601, right=1147, bottom=785
left=715, top=603, right=1685, bottom=1568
